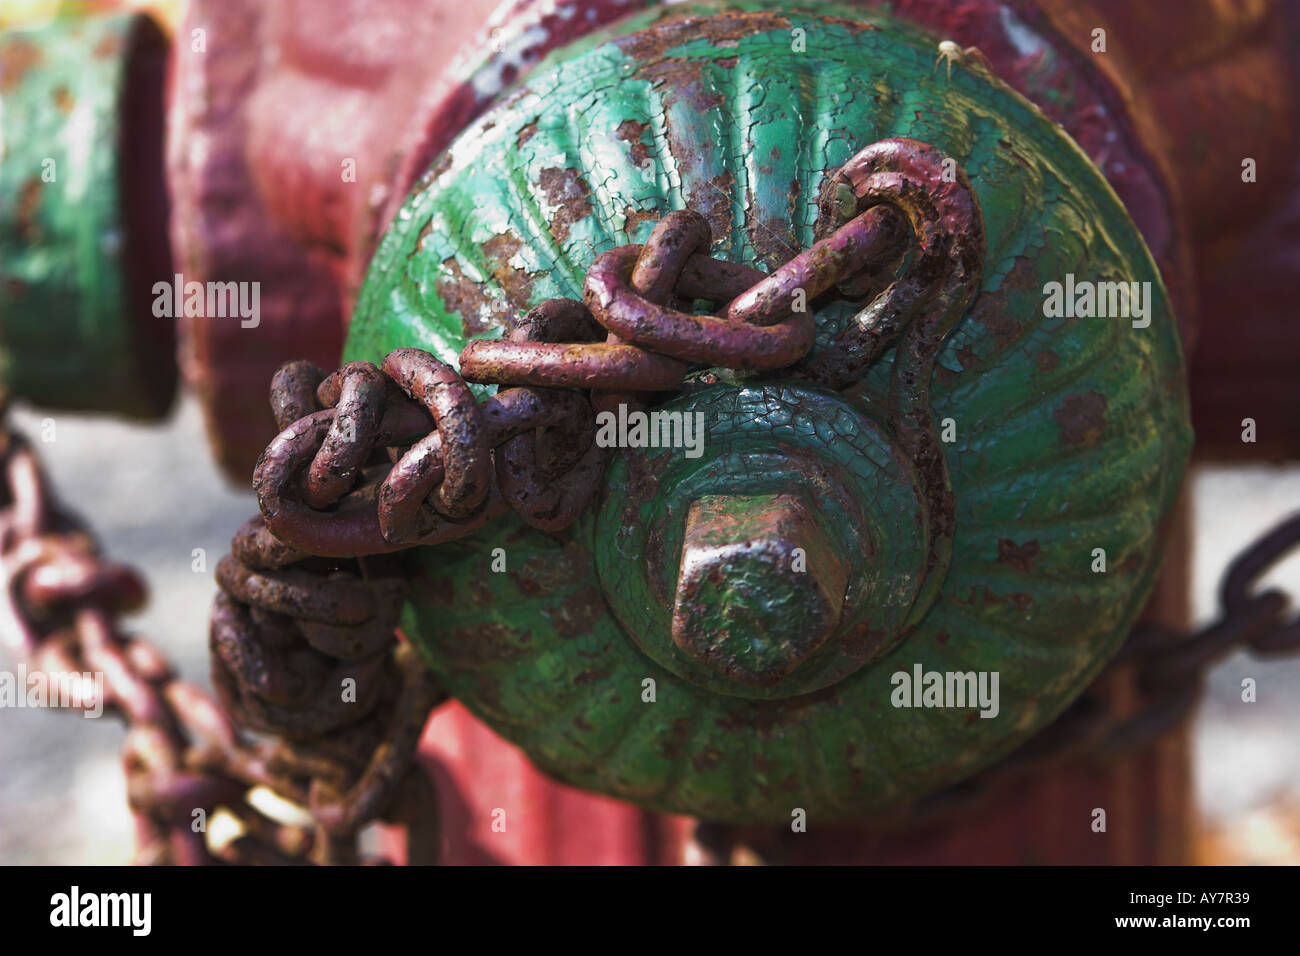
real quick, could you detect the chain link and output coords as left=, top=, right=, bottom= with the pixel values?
left=4, top=136, right=1298, bottom=864
left=0, top=184, right=904, bottom=863
left=0, top=395, right=443, bottom=863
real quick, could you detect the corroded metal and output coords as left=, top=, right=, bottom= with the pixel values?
left=341, top=2, right=1191, bottom=823
left=0, top=0, right=1295, bottom=865
left=0, top=396, right=440, bottom=865
left=153, top=0, right=1300, bottom=484
left=165, top=0, right=644, bottom=481
left=256, top=193, right=915, bottom=558
left=672, top=493, right=851, bottom=685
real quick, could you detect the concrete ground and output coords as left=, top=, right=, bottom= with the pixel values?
left=1, top=396, right=1297, bottom=864
left=1, top=397, right=250, bottom=864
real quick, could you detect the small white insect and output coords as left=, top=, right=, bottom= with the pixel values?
left=932, top=39, right=992, bottom=80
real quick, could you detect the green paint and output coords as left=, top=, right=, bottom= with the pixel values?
left=0, top=13, right=172, bottom=417
left=595, top=384, right=928, bottom=702
left=346, top=2, right=1191, bottom=822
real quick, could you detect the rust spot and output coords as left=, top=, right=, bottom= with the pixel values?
left=436, top=257, right=502, bottom=339
left=425, top=572, right=456, bottom=607
left=713, top=708, right=748, bottom=733
left=616, top=9, right=794, bottom=61
left=624, top=450, right=666, bottom=507
left=624, top=204, right=660, bottom=236
left=413, top=220, right=436, bottom=257
left=661, top=717, right=692, bottom=759
left=538, top=167, right=593, bottom=243
left=16, top=178, right=43, bottom=242
left=616, top=119, right=651, bottom=167
left=839, top=18, right=878, bottom=36
left=515, top=119, right=539, bottom=149
left=975, top=307, right=1020, bottom=351
left=936, top=630, right=950, bottom=645
left=469, top=580, right=495, bottom=606
left=750, top=216, right=798, bottom=271
left=693, top=746, right=723, bottom=772
left=687, top=170, right=736, bottom=248
left=784, top=177, right=802, bottom=233
left=483, top=232, right=534, bottom=305
left=434, top=235, right=535, bottom=339
left=613, top=8, right=795, bottom=113
left=52, top=85, right=74, bottom=113
left=444, top=622, right=529, bottom=665
left=996, top=538, right=1040, bottom=573
left=839, top=621, right=885, bottom=659
left=473, top=673, right=503, bottom=709
left=954, top=586, right=1033, bottom=613
left=0, top=39, right=43, bottom=92
left=972, top=258, right=1035, bottom=350
left=516, top=547, right=586, bottom=596
left=514, top=575, right=544, bottom=598
left=617, top=44, right=724, bottom=114
left=956, top=344, right=980, bottom=370
left=982, top=586, right=1033, bottom=613
left=544, top=583, right=608, bottom=638
left=93, top=33, right=122, bottom=59
left=1055, top=391, right=1108, bottom=447
left=429, top=151, right=455, bottom=183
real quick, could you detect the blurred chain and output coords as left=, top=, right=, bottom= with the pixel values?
left=209, top=201, right=909, bottom=861
left=0, top=185, right=910, bottom=864
left=10, top=133, right=1294, bottom=866
left=0, top=393, right=444, bottom=863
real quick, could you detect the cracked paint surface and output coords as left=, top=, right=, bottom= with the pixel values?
left=344, top=2, right=1191, bottom=822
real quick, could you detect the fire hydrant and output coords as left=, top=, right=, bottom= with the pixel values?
left=3, top=0, right=1299, bottom=865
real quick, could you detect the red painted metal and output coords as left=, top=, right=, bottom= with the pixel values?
left=1190, top=156, right=1300, bottom=460
left=167, top=0, right=647, bottom=482
left=412, top=702, right=691, bottom=866
left=158, top=0, right=1299, bottom=863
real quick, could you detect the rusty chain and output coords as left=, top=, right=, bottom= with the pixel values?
left=0, top=176, right=908, bottom=863
left=0, top=393, right=444, bottom=864
left=3, top=136, right=1300, bottom=864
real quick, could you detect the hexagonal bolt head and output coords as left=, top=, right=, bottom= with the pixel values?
left=671, top=492, right=851, bottom=686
